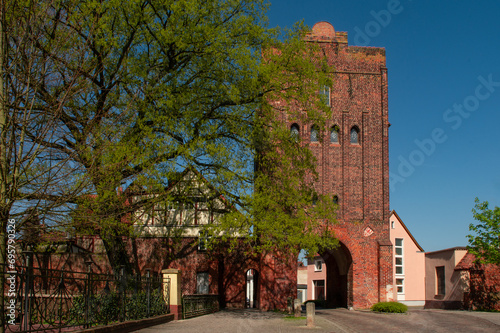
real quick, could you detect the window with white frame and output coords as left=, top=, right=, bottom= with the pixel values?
left=320, top=85, right=331, bottom=106
left=395, top=238, right=403, bottom=275
left=314, top=259, right=322, bottom=272
left=396, top=278, right=404, bottom=294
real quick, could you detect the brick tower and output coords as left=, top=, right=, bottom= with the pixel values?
left=286, top=22, right=393, bottom=308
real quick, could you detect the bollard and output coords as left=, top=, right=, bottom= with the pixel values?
left=287, top=297, right=293, bottom=314
left=294, top=299, right=301, bottom=317
left=306, top=302, right=315, bottom=328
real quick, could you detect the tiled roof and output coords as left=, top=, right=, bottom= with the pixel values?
left=455, top=252, right=476, bottom=270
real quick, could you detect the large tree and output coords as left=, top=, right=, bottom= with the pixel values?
left=5, top=0, right=338, bottom=274
left=0, top=1, right=88, bottom=330
left=467, top=198, right=500, bottom=265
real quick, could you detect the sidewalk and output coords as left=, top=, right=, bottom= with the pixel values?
left=132, top=309, right=345, bottom=333
left=427, top=309, right=500, bottom=326
left=132, top=308, right=500, bottom=333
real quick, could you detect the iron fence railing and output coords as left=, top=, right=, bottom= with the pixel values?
left=1, top=253, right=170, bottom=333
left=182, top=294, right=219, bottom=319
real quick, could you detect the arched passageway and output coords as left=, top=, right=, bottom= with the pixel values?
left=320, top=242, right=353, bottom=308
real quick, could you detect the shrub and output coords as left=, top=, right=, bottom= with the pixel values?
left=371, top=302, right=408, bottom=313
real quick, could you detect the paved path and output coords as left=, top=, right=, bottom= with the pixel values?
left=318, top=308, right=500, bottom=333
left=133, top=308, right=500, bottom=333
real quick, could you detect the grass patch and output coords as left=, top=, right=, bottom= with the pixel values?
left=371, top=302, right=408, bottom=313
left=284, top=316, right=306, bottom=320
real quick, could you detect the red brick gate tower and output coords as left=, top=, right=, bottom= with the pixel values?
left=284, top=22, right=393, bottom=309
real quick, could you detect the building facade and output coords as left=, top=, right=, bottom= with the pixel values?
left=389, top=211, right=426, bottom=306
left=424, top=247, right=469, bottom=309
left=282, top=21, right=393, bottom=308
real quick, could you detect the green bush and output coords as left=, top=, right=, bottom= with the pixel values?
left=371, top=302, right=408, bottom=313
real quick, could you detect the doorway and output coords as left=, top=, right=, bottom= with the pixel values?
left=245, top=269, right=259, bottom=308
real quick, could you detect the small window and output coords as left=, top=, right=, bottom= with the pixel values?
left=350, top=126, right=360, bottom=144
left=310, top=125, right=319, bottom=142
left=436, top=266, right=445, bottom=295
left=320, top=86, right=330, bottom=106
left=330, top=125, right=339, bottom=144
left=291, top=124, right=300, bottom=141
left=332, top=195, right=338, bottom=205
left=196, top=272, right=209, bottom=294
left=396, top=278, right=404, bottom=294
left=391, top=221, right=395, bottom=229
left=314, top=259, right=322, bottom=272
left=198, top=231, right=208, bottom=251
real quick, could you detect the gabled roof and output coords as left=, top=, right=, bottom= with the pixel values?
left=390, top=210, right=424, bottom=252
left=125, top=165, right=238, bottom=212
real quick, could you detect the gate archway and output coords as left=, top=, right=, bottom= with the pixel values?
left=320, top=242, right=353, bottom=308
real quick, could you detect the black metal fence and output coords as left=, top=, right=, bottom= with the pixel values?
left=182, top=294, right=219, bottom=319
left=1, top=253, right=170, bottom=332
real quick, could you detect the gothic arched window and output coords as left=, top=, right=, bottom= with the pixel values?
left=311, top=125, right=319, bottom=142
left=350, top=126, right=360, bottom=144
left=330, top=125, right=339, bottom=144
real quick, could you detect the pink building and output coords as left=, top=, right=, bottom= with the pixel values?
left=306, top=255, right=327, bottom=301
left=424, top=247, right=469, bottom=309
left=389, top=211, right=426, bottom=306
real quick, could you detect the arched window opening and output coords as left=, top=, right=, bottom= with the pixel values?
left=330, top=125, right=339, bottom=144
left=332, top=195, right=339, bottom=205
left=350, top=126, right=360, bottom=144
left=291, top=123, right=300, bottom=141
left=311, top=125, right=320, bottom=142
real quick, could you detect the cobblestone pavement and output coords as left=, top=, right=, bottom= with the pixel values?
left=133, top=308, right=500, bottom=333
left=318, top=308, right=500, bottom=333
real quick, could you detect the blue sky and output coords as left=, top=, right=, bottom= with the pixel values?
left=267, top=0, right=500, bottom=252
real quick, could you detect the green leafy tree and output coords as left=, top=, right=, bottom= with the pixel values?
left=7, top=0, right=339, bottom=275
left=467, top=198, right=500, bottom=265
